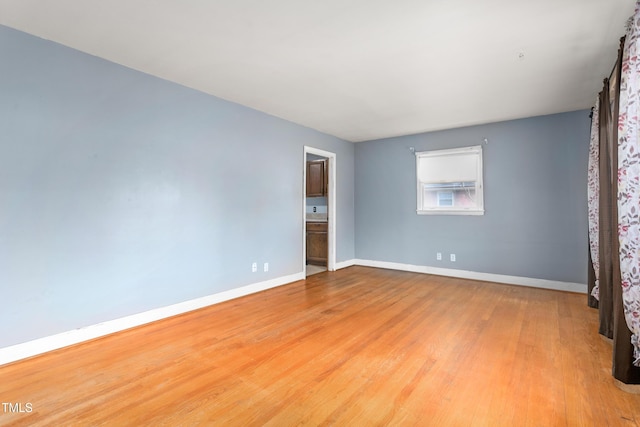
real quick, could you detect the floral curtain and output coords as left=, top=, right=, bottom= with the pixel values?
left=588, top=6, right=640, bottom=382
left=588, top=97, right=601, bottom=301
left=617, top=3, right=640, bottom=367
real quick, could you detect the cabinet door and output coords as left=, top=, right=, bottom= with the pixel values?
left=306, top=160, right=327, bottom=197
left=306, top=222, right=328, bottom=266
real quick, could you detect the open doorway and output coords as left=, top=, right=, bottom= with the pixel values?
left=303, top=147, right=336, bottom=277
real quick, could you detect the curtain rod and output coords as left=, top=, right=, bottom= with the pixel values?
left=607, top=36, right=626, bottom=81
left=590, top=36, right=626, bottom=120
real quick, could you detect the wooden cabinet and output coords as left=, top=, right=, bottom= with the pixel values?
left=306, top=221, right=328, bottom=266
left=306, top=159, right=328, bottom=197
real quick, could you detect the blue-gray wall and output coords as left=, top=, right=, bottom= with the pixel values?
left=0, top=23, right=592, bottom=350
left=355, top=111, right=590, bottom=284
left=0, top=25, right=355, bottom=348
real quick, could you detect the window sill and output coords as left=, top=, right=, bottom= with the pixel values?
left=417, top=209, right=484, bottom=216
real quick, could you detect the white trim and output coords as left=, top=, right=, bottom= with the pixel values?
left=0, top=272, right=304, bottom=367
left=417, top=209, right=485, bottom=216
left=303, top=147, right=337, bottom=274
left=334, top=259, right=356, bottom=270
left=0, top=261, right=586, bottom=366
left=353, top=259, right=587, bottom=294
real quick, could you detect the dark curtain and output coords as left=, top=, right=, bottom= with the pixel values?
left=587, top=248, right=598, bottom=309
left=597, top=76, right=614, bottom=339
left=592, top=37, right=640, bottom=384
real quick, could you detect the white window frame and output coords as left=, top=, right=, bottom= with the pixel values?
left=416, top=145, right=484, bottom=215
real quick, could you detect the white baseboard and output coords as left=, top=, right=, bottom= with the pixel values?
left=0, top=271, right=305, bottom=367
left=0, top=260, right=586, bottom=366
left=353, top=259, right=587, bottom=294
left=334, top=259, right=356, bottom=270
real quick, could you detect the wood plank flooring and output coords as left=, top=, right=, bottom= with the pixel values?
left=1, top=266, right=639, bottom=426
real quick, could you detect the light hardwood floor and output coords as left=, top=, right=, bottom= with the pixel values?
left=1, top=266, right=639, bottom=426
left=306, top=264, right=327, bottom=276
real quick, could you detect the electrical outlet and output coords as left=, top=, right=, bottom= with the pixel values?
left=263, top=262, right=269, bottom=272
left=436, top=252, right=442, bottom=261
left=252, top=262, right=257, bottom=272
left=450, top=254, right=456, bottom=262
left=313, top=206, right=317, bottom=212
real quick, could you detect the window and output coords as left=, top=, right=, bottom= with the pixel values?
left=437, top=191, right=454, bottom=207
left=416, top=145, right=484, bottom=215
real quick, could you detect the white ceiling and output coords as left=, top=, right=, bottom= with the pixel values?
left=0, top=1, right=634, bottom=142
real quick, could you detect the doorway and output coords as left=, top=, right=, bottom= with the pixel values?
left=303, top=147, right=336, bottom=277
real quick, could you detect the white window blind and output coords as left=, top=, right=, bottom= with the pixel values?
left=417, top=152, right=478, bottom=183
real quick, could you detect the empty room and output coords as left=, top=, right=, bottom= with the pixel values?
left=2, top=1, right=640, bottom=425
